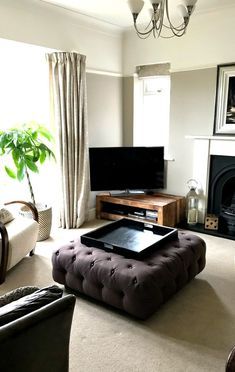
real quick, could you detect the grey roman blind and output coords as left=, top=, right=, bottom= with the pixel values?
left=136, top=63, right=170, bottom=77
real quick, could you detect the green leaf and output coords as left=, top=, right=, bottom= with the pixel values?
left=0, top=133, right=10, bottom=150
left=17, top=162, right=25, bottom=181
left=25, top=157, right=39, bottom=173
left=32, top=148, right=40, bottom=162
left=38, top=126, right=53, bottom=141
left=5, top=166, right=16, bottom=179
left=39, top=149, right=46, bottom=164
left=31, top=131, right=38, bottom=140
left=12, top=148, right=21, bottom=167
left=13, top=132, right=19, bottom=146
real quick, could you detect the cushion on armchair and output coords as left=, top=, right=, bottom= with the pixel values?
left=0, top=208, right=14, bottom=224
left=0, top=285, right=63, bottom=326
left=0, top=286, right=39, bottom=307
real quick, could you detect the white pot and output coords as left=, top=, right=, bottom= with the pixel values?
left=20, top=203, right=52, bottom=241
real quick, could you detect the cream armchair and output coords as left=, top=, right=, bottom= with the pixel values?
left=0, top=201, right=39, bottom=283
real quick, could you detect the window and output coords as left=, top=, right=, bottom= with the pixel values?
left=0, top=38, right=57, bottom=207
left=0, top=39, right=50, bottom=127
left=133, top=75, right=170, bottom=150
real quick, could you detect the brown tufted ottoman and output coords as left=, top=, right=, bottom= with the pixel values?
left=52, top=230, right=206, bottom=319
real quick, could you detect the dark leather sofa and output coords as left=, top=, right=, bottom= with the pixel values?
left=0, top=287, right=75, bottom=372
left=226, top=346, right=235, bottom=372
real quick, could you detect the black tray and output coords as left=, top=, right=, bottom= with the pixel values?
left=80, top=218, right=178, bottom=258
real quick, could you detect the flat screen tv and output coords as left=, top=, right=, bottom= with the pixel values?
left=89, top=146, right=164, bottom=192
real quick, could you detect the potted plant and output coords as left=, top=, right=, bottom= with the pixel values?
left=0, top=122, right=55, bottom=241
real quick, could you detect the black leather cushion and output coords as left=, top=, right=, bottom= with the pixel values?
left=0, top=285, right=63, bottom=326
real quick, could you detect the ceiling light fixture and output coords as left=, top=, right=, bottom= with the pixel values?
left=127, top=0, right=197, bottom=39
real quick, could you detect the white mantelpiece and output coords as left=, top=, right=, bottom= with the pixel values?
left=186, top=135, right=235, bottom=223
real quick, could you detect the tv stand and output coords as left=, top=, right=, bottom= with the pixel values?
left=96, top=193, right=185, bottom=227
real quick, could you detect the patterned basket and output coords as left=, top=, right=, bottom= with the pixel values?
left=20, top=204, right=52, bottom=241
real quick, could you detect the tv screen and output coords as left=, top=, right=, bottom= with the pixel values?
left=89, top=147, right=164, bottom=192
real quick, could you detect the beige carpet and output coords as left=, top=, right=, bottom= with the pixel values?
left=1, top=219, right=235, bottom=372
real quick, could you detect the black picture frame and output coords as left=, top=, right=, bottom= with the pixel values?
left=214, top=63, right=235, bottom=135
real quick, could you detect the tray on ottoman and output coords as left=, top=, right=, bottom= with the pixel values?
left=80, top=218, right=178, bottom=258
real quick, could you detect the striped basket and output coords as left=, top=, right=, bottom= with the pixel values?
left=20, top=204, right=52, bottom=241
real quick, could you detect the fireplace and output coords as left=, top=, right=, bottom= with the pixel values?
left=208, top=155, right=235, bottom=234
left=186, top=135, right=235, bottom=238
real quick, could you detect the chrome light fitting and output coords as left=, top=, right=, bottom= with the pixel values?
left=127, top=0, right=197, bottom=39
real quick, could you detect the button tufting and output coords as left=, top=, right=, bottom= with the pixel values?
left=133, top=277, right=137, bottom=284
left=87, top=252, right=92, bottom=255
left=72, top=256, right=76, bottom=262
left=110, top=268, right=115, bottom=275
left=56, top=251, right=59, bottom=256
left=107, top=257, right=111, bottom=261
left=70, top=240, right=74, bottom=243
left=70, top=246, right=74, bottom=249
left=90, top=262, right=94, bottom=268
left=127, top=264, right=133, bottom=269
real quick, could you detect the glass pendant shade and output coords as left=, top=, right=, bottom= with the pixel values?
left=127, top=0, right=144, bottom=14
left=184, top=0, right=197, bottom=6
left=149, top=0, right=163, bottom=5
left=177, top=4, right=188, bottom=18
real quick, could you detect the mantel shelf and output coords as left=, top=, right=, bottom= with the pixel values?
left=185, top=135, right=235, bottom=141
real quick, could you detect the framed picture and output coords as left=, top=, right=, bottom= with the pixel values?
left=214, top=63, right=235, bottom=135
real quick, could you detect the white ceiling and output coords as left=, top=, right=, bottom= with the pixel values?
left=40, top=0, right=235, bottom=28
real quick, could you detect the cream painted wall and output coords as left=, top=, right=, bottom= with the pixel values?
left=87, top=73, right=123, bottom=147
left=0, top=0, right=122, bottom=74
left=123, top=77, right=134, bottom=146
left=86, top=72, right=123, bottom=210
left=166, top=68, right=217, bottom=196
left=123, top=6, right=235, bottom=75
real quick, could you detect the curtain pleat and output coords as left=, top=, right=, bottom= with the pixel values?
left=46, top=52, right=89, bottom=228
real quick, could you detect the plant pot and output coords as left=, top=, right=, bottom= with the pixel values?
left=20, top=203, right=52, bottom=242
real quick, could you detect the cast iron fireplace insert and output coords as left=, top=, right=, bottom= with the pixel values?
left=208, top=155, right=235, bottom=236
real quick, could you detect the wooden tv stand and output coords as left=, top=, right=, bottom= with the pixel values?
left=96, top=193, right=185, bottom=227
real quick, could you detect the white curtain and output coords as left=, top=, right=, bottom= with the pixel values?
left=46, top=52, right=89, bottom=228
